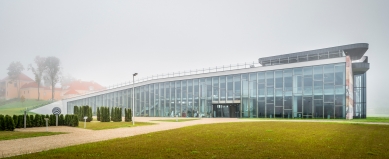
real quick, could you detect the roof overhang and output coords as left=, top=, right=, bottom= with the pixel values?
left=258, top=43, right=369, bottom=65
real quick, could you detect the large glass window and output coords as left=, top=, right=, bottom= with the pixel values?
left=283, top=69, right=293, bottom=92
left=335, top=64, right=345, bottom=86
left=160, top=83, right=165, bottom=117
left=175, top=81, right=181, bottom=117
left=193, top=79, right=199, bottom=117
left=303, top=96, right=312, bottom=118
left=267, top=104, right=274, bottom=118
left=324, top=64, right=334, bottom=83
left=324, top=103, right=334, bottom=118
left=284, top=91, right=292, bottom=109
left=234, top=75, right=241, bottom=99
left=220, top=76, right=226, bottom=101
left=314, top=66, right=323, bottom=81
left=266, top=71, right=274, bottom=87
left=227, top=76, right=233, bottom=101
left=149, top=84, right=154, bottom=117
left=314, top=100, right=323, bottom=118
left=165, top=82, right=171, bottom=116
left=182, top=80, right=187, bottom=117
left=187, top=80, right=193, bottom=117
left=170, top=82, right=175, bottom=116
left=213, top=77, right=219, bottom=102
left=249, top=73, right=257, bottom=118
left=275, top=71, right=283, bottom=88
left=242, top=74, right=249, bottom=117
left=206, top=78, right=212, bottom=117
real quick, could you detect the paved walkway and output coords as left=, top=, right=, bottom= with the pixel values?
left=0, top=117, right=388, bottom=158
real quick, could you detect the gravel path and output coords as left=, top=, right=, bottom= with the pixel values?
left=1, top=117, right=388, bottom=158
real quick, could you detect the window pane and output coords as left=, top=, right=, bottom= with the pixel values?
left=314, top=66, right=323, bottom=81
left=275, top=71, right=283, bottom=88
left=324, top=64, right=334, bottom=83
left=266, top=71, right=274, bottom=87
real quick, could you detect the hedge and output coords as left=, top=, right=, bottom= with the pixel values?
left=0, top=114, right=79, bottom=131
left=74, top=105, right=93, bottom=122
left=124, top=108, right=132, bottom=122
left=99, top=106, right=111, bottom=122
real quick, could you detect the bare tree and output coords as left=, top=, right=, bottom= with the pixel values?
left=28, top=56, right=46, bottom=101
left=60, top=73, right=76, bottom=88
left=7, top=61, right=24, bottom=98
left=44, top=57, right=61, bottom=101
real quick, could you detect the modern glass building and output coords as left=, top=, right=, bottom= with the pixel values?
left=65, top=43, right=369, bottom=119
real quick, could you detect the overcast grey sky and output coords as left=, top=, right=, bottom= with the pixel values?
left=1, top=0, right=388, bottom=116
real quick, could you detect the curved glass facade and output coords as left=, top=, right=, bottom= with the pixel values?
left=67, top=62, right=346, bottom=119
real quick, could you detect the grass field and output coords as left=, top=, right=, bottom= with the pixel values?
left=10, top=122, right=389, bottom=158
left=151, top=119, right=199, bottom=122
left=0, top=131, right=65, bottom=141
left=241, top=117, right=389, bottom=123
left=78, top=121, right=155, bottom=130
left=0, top=99, right=51, bottom=115
left=352, top=117, right=389, bottom=123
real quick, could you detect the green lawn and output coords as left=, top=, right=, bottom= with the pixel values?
left=0, top=99, right=51, bottom=115
left=352, top=117, right=389, bottom=123
left=78, top=121, right=155, bottom=130
left=151, top=119, right=199, bottom=122
left=240, top=117, right=389, bottom=123
left=0, top=131, right=65, bottom=141
left=10, top=122, right=389, bottom=158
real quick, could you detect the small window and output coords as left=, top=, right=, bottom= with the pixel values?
left=89, top=86, right=94, bottom=91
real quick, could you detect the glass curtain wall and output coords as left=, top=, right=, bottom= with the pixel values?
left=67, top=63, right=346, bottom=119
left=354, top=73, right=366, bottom=118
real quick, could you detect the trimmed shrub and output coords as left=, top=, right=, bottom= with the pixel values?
left=100, top=106, right=111, bottom=122
left=74, top=105, right=79, bottom=116
left=125, top=108, right=132, bottom=122
left=0, top=115, right=4, bottom=131
left=49, top=115, right=55, bottom=126
left=110, top=107, right=122, bottom=122
left=97, top=107, right=100, bottom=121
left=34, top=114, right=41, bottom=127
left=26, top=115, right=31, bottom=128
left=18, top=115, right=23, bottom=128
left=40, top=115, right=46, bottom=127
left=4, top=115, right=15, bottom=131
left=71, top=115, right=79, bottom=127
left=74, top=106, right=93, bottom=122
left=59, top=114, right=64, bottom=125
left=13, top=115, right=18, bottom=128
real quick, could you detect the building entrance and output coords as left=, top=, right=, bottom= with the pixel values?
left=212, top=104, right=240, bottom=118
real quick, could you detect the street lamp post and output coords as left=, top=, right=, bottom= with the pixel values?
left=132, top=73, right=138, bottom=125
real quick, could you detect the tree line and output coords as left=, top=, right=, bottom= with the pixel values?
left=7, top=56, right=61, bottom=101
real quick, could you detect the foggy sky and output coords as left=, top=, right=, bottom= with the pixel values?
left=1, top=0, right=388, bottom=116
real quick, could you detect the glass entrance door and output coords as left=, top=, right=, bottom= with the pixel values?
left=212, top=104, right=239, bottom=118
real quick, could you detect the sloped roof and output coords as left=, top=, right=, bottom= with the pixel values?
left=1, top=73, right=34, bottom=82
left=20, top=82, right=61, bottom=90
left=64, top=80, right=105, bottom=91
left=21, top=82, right=40, bottom=89
left=64, top=89, right=80, bottom=95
